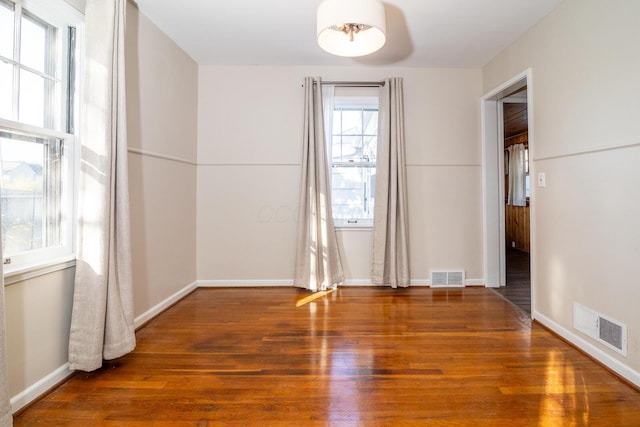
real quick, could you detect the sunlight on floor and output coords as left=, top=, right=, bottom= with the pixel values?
left=538, top=350, right=590, bottom=426
left=296, top=289, right=336, bottom=307
left=329, top=345, right=369, bottom=424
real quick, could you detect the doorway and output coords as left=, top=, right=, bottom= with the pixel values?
left=481, top=69, right=534, bottom=317
left=495, top=90, right=531, bottom=313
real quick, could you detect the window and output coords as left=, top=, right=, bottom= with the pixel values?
left=329, top=89, right=379, bottom=227
left=524, top=147, right=530, bottom=198
left=0, top=0, right=81, bottom=273
left=504, top=143, right=530, bottom=201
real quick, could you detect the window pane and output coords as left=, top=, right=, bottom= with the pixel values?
left=332, top=110, right=341, bottom=134
left=0, top=132, right=46, bottom=255
left=341, top=135, right=364, bottom=162
left=332, top=136, right=375, bottom=163
left=362, top=135, right=377, bottom=162
left=20, top=13, right=48, bottom=73
left=363, top=110, right=378, bottom=135
left=0, top=0, right=77, bottom=269
left=341, top=110, right=362, bottom=135
left=331, top=166, right=375, bottom=221
left=0, top=0, right=14, bottom=59
left=19, top=69, right=47, bottom=127
left=331, top=136, right=343, bottom=162
left=330, top=103, right=378, bottom=224
left=0, top=61, right=13, bottom=120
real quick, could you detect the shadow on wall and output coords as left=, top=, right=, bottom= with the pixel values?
left=354, top=3, right=414, bottom=66
left=124, top=4, right=150, bottom=315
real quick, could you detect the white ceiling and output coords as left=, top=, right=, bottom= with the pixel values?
left=134, top=0, right=562, bottom=68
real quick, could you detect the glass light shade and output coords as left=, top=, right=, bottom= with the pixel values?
left=317, top=0, right=386, bottom=57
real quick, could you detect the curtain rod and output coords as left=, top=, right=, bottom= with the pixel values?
left=310, top=80, right=385, bottom=87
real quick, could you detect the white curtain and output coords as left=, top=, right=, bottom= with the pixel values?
left=507, top=143, right=527, bottom=206
left=294, top=77, right=344, bottom=292
left=68, top=0, right=135, bottom=371
left=372, top=78, right=410, bottom=288
left=0, top=239, right=11, bottom=427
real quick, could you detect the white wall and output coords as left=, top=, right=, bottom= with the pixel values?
left=6, top=2, right=199, bottom=411
left=126, top=3, right=198, bottom=314
left=5, top=268, right=75, bottom=408
left=5, top=0, right=87, bottom=407
left=483, top=0, right=640, bottom=376
left=197, top=66, right=483, bottom=283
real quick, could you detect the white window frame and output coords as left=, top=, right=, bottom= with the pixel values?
left=329, top=92, right=379, bottom=229
left=0, top=0, right=82, bottom=277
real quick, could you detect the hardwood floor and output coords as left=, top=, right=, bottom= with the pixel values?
left=14, top=287, right=640, bottom=426
left=493, top=247, right=531, bottom=314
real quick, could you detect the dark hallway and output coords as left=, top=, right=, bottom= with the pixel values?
left=492, top=247, right=531, bottom=314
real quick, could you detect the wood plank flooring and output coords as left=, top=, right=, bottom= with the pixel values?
left=493, top=247, right=531, bottom=314
left=14, top=287, right=640, bottom=426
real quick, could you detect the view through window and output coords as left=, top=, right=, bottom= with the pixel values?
left=329, top=88, right=379, bottom=227
left=0, top=0, right=80, bottom=271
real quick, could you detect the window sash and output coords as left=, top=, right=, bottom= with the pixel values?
left=329, top=104, right=378, bottom=227
left=0, top=0, right=70, bottom=131
left=0, top=118, right=75, bottom=273
left=0, top=0, right=80, bottom=274
left=331, top=164, right=375, bottom=226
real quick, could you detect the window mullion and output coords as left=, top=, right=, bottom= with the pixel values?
left=66, top=26, right=75, bottom=133
left=16, top=63, right=58, bottom=82
left=11, top=2, right=21, bottom=122
left=43, top=138, right=51, bottom=245
left=332, top=162, right=375, bottom=168
left=44, top=23, right=56, bottom=129
left=42, top=138, right=62, bottom=246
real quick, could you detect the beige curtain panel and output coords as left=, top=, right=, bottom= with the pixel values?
left=68, top=0, right=136, bottom=371
left=507, top=143, right=527, bottom=206
left=0, top=246, right=11, bottom=427
left=294, top=77, right=344, bottom=292
left=372, top=77, right=410, bottom=288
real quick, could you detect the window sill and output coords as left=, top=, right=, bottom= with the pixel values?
left=4, top=256, right=76, bottom=286
left=335, top=225, right=373, bottom=231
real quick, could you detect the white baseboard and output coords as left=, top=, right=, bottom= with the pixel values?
left=10, top=363, right=73, bottom=414
left=195, top=279, right=486, bottom=288
left=198, top=279, right=385, bottom=288
left=411, top=279, right=486, bottom=287
left=465, top=278, right=486, bottom=286
left=342, top=279, right=378, bottom=286
left=534, top=311, right=640, bottom=388
left=200, top=279, right=423, bottom=287
left=134, top=281, right=198, bottom=329
left=341, top=279, right=486, bottom=287
left=10, top=280, right=200, bottom=414
left=197, top=280, right=294, bottom=287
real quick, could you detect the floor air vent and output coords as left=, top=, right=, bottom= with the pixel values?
left=431, top=270, right=465, bottom=288
left=574, top=303, right=627, bottom=356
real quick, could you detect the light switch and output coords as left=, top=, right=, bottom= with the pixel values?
left=537, top=172, right=546, bottom=187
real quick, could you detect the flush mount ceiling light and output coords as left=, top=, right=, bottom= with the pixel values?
left=317, top=0, right=386, bottom=57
